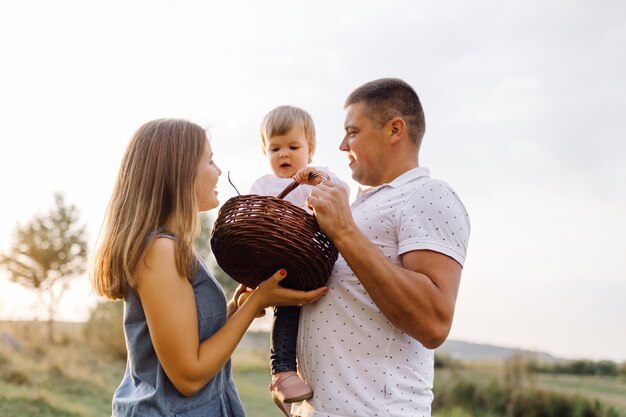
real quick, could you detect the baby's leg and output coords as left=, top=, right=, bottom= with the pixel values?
left=270, top=305, right=300, bottom=373
left=269, top=306, right=313, bottom=405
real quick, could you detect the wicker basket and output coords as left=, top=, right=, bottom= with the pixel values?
left=210, top=172, right=338, bottom=291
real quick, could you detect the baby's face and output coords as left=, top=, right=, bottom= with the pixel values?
left=265, top=128, right=312, bottom=178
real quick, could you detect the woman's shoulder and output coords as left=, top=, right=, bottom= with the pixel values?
left=142, top=228, right=176, bottom=258
left=139, top=237, right=176, bottom=272
left=134, top=236, right=188, bottom=294
left=147, top=234, right=176, bottom=251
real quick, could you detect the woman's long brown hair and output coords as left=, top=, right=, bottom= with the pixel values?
left=90, top=119, right=207, bottom=300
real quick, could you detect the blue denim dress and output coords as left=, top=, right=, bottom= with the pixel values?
left=112, top=232, right=246, bottom=417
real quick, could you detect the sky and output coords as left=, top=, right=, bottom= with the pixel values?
left=1, top=0, right=625, bottom=362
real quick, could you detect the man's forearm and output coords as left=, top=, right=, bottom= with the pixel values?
left=331, top=226, right=453, bottom=347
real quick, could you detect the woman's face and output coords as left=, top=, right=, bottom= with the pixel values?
left=195, top=140, right=222, bottom=211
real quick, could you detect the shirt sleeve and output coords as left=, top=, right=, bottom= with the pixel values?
left=396, top=180, right=470, bottom=266
left=248, top=177, right=264, bottom=195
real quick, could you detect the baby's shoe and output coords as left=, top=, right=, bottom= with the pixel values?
left=272, top=396, right=293, bottom=417
left=269, top=371, right=313, bottom=403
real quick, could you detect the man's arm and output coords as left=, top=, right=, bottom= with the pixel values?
left=307, top=181, right=462, bottom=348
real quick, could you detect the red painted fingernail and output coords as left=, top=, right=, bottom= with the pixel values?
left=322, top=287, right=328, bottom=293
left=279, top=269, right=287, bottom=277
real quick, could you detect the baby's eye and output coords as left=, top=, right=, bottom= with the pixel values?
left=269, top=148, right=279, bottom=152
left=290, top=146, right=300, bottom=150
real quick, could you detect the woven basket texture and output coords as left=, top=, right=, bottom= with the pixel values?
left=210, top=173, right=337, bottom=290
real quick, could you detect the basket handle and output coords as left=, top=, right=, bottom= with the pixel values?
left=277, top=171, right=330, bottom=200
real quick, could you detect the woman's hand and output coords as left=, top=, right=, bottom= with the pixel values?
left=247, top=269, right=328, bottom=312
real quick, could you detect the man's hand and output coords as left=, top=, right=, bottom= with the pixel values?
left=305, top=180, right=354, bottom=241
left=306, top=182, right=462, bottom=347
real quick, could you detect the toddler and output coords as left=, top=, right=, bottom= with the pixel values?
left=249, top=105, right=349, bottom=412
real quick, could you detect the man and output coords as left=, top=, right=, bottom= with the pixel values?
left=290, top=78, right=470, bottom=417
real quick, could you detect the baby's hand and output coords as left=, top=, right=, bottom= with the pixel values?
left=237, top=289, right=266, bottom=318
left=293, top=167, right=328, bottom=186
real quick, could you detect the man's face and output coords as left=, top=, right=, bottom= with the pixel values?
left=341, top=102, right=388, bottom=187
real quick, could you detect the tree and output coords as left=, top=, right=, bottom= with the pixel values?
left=195, top=212, right=238, bottom=298
left=0, top=193, right=88, bottom=343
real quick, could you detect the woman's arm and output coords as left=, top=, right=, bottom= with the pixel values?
left=136, top=238, right=326, bottom=396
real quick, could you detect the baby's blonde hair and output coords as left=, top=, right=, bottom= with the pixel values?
left=260, top=106, right=316, bottom=158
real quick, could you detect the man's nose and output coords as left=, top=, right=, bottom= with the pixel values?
left=339, top=136, right=349, bottom=151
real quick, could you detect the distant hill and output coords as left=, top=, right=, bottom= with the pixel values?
left=437, top=339, right=563, bottom=363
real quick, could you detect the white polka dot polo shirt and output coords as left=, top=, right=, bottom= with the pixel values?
left=292, top=167, right=470, bottom=417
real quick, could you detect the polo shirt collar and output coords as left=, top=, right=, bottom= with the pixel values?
left=385, top=166, right=430, bottom=189
left=357, top=167, right=431, bottom=200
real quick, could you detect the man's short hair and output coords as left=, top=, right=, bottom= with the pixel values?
left=260, top=105, right=316, bottom=156
left=345, top=78, right=425, bottom=148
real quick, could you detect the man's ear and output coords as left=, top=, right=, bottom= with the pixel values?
left=389, top=117, right=407, bottom=145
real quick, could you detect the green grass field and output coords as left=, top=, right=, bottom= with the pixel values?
left=0, top=321, right=281, bottom=417
left=434, top=364, right=626, bottom=417
left=1, top=321, right=624, bottom=417
left=0, top=322, right=122, bottom=417
left=534, top=373, right=626, bottom=412
left=231, top=350, right=279, bottom=417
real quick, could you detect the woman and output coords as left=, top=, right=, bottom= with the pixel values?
left=90, top=119, right=327, bottom=416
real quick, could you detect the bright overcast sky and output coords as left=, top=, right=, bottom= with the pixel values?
left=1, top=0, right=625, bottom=362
